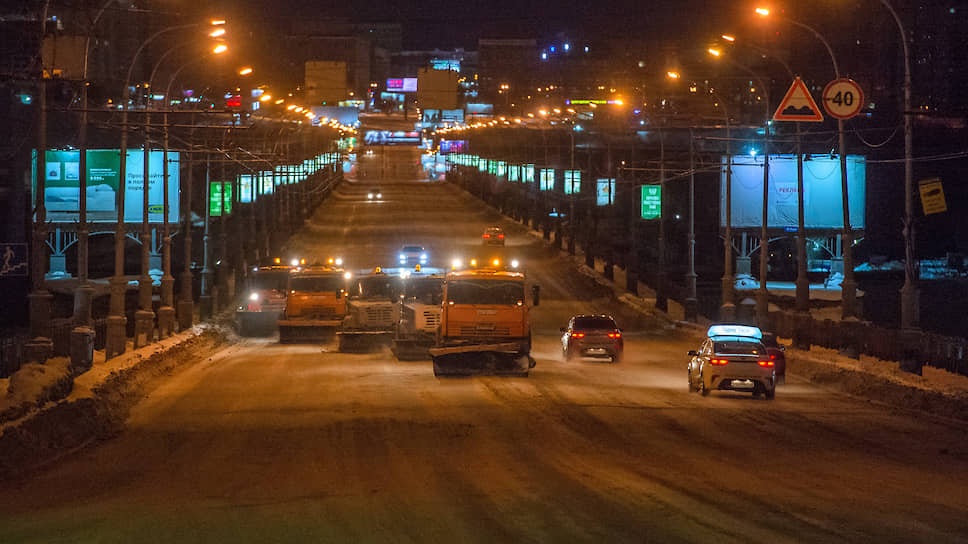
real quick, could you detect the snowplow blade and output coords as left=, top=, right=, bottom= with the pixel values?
left=337, top=331, right=393, bottom=352
left=430, top=343, right=534, bottom=377
left=278, top=319, right=341, bottom=344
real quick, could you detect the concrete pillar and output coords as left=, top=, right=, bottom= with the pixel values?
left=69, top=326, right=94, bottom=376
left=133, top=310, right=154, bottom=349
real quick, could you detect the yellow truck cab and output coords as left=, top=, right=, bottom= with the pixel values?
left=278, top=264, right=349, bottom=343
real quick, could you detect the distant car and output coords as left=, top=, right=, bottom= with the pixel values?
left=761, top=332, right=787, bottom=385
left=561, top=314, right=624, bottom=363
left=399, top=245, right=428, bottom=266
left=482, top=226, right=505, bottom=246
left=687, top=324, right=776, bottom=399
left=367, top=187, right=383, bottom=200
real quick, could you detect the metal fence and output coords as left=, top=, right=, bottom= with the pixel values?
left=770, top=310, right=968, bottom=378
left=1, top=333, right=27, bottom=379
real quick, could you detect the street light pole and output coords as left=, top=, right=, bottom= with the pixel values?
left=874, top=0, right=917, bottom=329
left=685, top=126, right=698, bottom=321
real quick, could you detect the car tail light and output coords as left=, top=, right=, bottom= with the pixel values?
left=571, top=332, right=584, bottom=338
left=710, top=358, right=728, bottom=365
left=770, top=354, right=776, bottom=360
left=607, top=332, right=621, bottom=338
left=483, top=234, right=490, bottom=238
left=758, top=360, right=775, bottom=367
left=498, top=234, right=504, bottom=239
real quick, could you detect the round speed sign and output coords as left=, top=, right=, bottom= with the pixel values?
left=822, top=78, right=864, bottom=119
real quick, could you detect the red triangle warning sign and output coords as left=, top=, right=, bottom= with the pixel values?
left=773, top=77, right=824, bottom=122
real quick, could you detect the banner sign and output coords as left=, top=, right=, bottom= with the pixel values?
left=640, top=185, right=661, bottom=219
left=209, top=181, right=232, bottom=217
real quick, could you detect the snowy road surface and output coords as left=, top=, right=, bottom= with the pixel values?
left=2, top=146, right=967, bottom=542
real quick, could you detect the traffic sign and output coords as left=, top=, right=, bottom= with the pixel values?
left=822, top=78, right=864, bottom=119
left=0, top=243, right=28, bottom=278
left=918, top=178, right=947, bottom=215
left=772, top=77, right=824, bottom=122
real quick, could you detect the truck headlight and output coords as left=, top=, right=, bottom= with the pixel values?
left=249, top=292, right=260, bottom=301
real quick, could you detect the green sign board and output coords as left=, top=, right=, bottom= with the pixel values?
left=209, top=182, right=233, bottom=217
left=640, top=185, right=661, bottom=219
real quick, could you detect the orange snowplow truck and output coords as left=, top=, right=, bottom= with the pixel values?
left=429, top=267, right=539, bottom=376
left=278, top=265, right=349, bottom=343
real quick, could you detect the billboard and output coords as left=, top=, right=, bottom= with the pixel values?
left=32, top=149, right=179, bottom=223
left=305, top=61, right=347, bottom=104
left=417, top=67, right=459, bottom=110
left=364, top=131, right=421, bottom=146
left=386, top=78, right=418, bottom=92
left=722, top=154, right=865, bottom=229
left=597, top=178, right=615, bottom=206
left=439, top=140, right=466, bottom=153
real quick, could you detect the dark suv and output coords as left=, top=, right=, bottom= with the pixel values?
left=561, top=314, right=624, bottom=363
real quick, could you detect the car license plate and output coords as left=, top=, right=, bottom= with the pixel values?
left=586, top=348, right=607, bottom=355
left=731, top=379, right=755, bottom=389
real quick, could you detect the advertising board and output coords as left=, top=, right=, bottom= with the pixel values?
left=722, top=154, right=865, bottom=229
left=32, top=149, right=179, bottom=223
left=386, top=78, right=418, bottom=92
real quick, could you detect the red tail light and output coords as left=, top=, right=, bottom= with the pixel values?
left=710, top=358, right=728, bottom=365
left=571, top=332, right=584, bottom=338
left=483, top=234, right=490, bottom=238
left=607, top=332, right=621, bottom=338
left=498, top=234, right=504, bottom=239
left=758, top=360, right=775, bottom=367
left=770, top=354, right=776, bottom=360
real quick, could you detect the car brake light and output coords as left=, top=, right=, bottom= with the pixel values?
left=710, top=358, right=728, bottom=365
left=758, top=360, right=775, bottom=367
left=498, top=234, right=504, bottom=239
left=770, top=354, right=776, bottom=360
left=571, top=332, right=584, bottom=338
left=607, top=332, right=621, bottom=338
left=483, top=234, right=490, bottom=238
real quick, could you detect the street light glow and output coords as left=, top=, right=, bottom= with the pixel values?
left=259, top=94, right=272, bottom=102
left=286, top=104, right=296, bottom=110
left=755, top=7, right=770, bottom=16
left=721, top=34, right=736, bottom=42
left=209, top=28, right=226, bottom=37
left=211, top=19, right=226, bottom=25
left=667, top=71, right=680, bottom=79
left=238, top=67, right=253, bottom=76
left=708, top=48, right=721, bottom=57
left=212, top=44, right=228, bottom=54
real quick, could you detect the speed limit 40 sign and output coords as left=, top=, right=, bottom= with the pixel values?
left=822, top=78, right=864, bottom=119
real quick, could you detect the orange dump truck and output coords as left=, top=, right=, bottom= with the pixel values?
left=429, top=267, right=539, bottom=376
left=278, top=265, right=349, bottom=343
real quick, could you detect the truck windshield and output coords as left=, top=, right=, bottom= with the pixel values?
left=403, top=277, right=443, bottom=304
left=349, top=276, right=396, bottom=299
left=249, top=271, right=289, bottom=292
left=447, top=280, right=524, bottom=305
left=289, top=276, right=343, bottom=293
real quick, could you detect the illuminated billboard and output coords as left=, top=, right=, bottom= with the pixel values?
left=597, top=178, right=615, bottom=206
left=386, top=78, right=418, bottom=92
left=364, top=131, right=421, bottom=145
left=32, top=149, right=179, bottom=223
left=722, top=154, right=866, bottom=229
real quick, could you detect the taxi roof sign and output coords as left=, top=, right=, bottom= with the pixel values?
left=706, top=324, right=763, bottom=339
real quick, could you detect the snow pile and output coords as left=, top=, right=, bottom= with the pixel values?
left=0, top=358, right=73, bottom=424
left=855, top=258, right=967, bottom=279
left=735, top=274, right=758, bottom=289
left=824, top=272, right=843, bottom=288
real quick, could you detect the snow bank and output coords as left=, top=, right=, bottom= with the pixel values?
left=0, top=358, right=73, bottom=424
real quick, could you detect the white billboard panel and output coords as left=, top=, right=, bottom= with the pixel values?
left=721, top=154, right=865, bottom=229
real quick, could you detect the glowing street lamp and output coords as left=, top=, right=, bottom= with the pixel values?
left=213, top=44, right=228, bottom=54
left=259, top=94, right=272, bottom=102
left=667, top=71, right=681, bottom=79
left=238, top=67, right=253, bottom=76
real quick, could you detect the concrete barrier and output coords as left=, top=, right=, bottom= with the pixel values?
left=613, top=266, right=627, bottom=292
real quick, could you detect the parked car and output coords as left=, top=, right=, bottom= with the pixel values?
left=561, top=314, right=624, bottom=363
left=760, top=332, right=787, bottom=385
left=482, top=226, right=505, bottom=246
left=687, top=324, right=776, bottom=399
